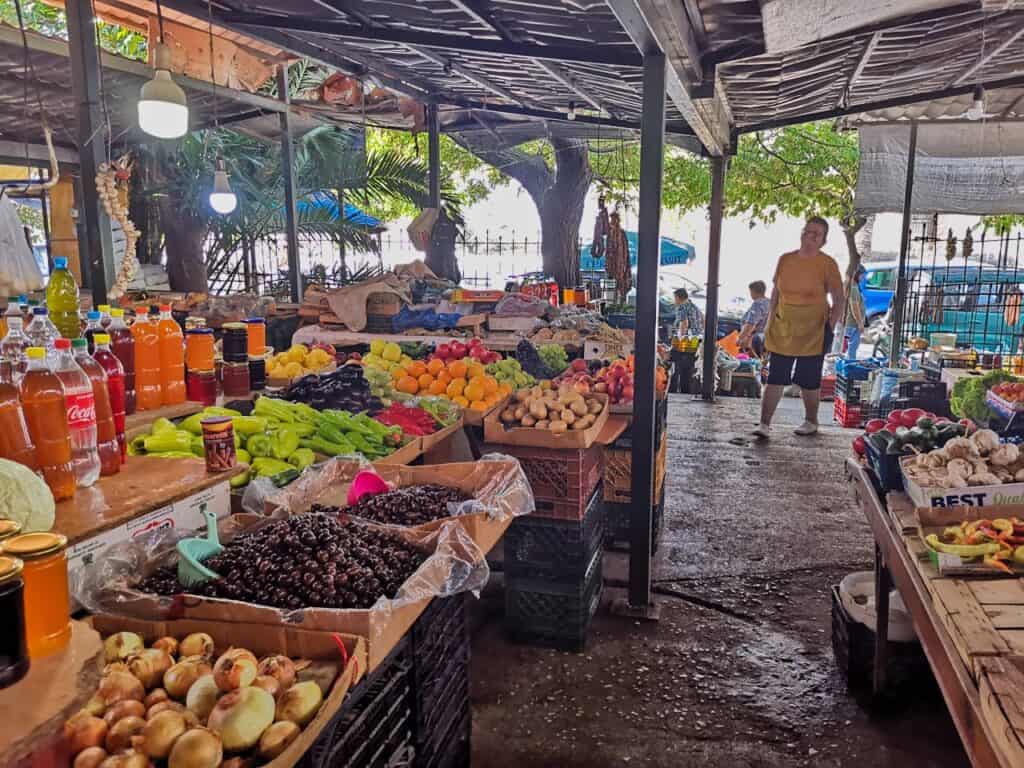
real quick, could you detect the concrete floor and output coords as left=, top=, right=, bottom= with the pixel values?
left=469, top=394, right=969, bottom=767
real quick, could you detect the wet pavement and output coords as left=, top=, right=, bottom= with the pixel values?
left=470, top=394, right=969, bottom=767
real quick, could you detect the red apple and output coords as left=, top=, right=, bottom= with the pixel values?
left=436, top=343, right=452, bottom=360
left=348, top=352, right=361, bottom=362
left=450, top=341, right=468, bottom=359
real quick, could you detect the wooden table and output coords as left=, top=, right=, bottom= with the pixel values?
left=847, top=459, right=1021, bottom=767
left=124, top=400, right=203, bottom=439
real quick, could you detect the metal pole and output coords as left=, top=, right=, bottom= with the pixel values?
left=277, top=65, right=301, bottom=303
left=889, top=122, right=918, bottom=367
left=702, top=156, right=727, bottom=399
left=427, top=104, right=441, bottom=208
left=67, top=0, right=114, bottom=304
left=626, top=52, right=665, bottom=612
left=338, top=187, right=346, bottom=279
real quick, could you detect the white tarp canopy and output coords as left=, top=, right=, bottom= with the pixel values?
left=854, top=122, right=1024, bottom=215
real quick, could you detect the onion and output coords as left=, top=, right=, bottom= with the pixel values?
left=103, top=700, right=146, bottom=726
left=147, top=700, right=185, bottom=720
left=207, top=687, right=275, bottom=752
left=251, top=675, right=280, bottom=698
left=185, top=675, right=220, bottom=722
left=104, top=632, right=144, bottom=663
left=64, top=712, right=108, bottom=755
left=103, top=662, right=131, bottom=676
left=99, top=753, right=149, bottom=768
left=257, top=655, right=296, bottom=691
left=213, top=648, right=258, bottom=692
left=105, top=716, right=146, bottom=753
left=152, top=636, right=179, bottom=657
left=73, top=746, right=107, bottom=768
left=220, top=759, right=252, bottom=768
left=168, top=729, right=222, bottom=768
left=144, top=689, right=169, bottom=710
left=178, top=633, right=214, bottom=660
left=275, top=681, right=323, bottom=727
left=98, top=672, right=145, bottom=706
left=143, top=710, right=187, bottom=759
left=258, top=721, right=300, bottom=760
left=128, top=649, right=174, bottom=689
left=164, top=658, right=212, bottom=700
left=84, top=695, right=107, bottom=717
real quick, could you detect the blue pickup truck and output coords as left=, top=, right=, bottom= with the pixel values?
left=861, top=260, right=989, bottom=321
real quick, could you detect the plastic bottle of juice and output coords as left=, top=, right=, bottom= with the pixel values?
left=97, top=304, right=112, bottom=330
left=52, top=339, right=99, bottom=487
left=132, top=307, right=161, bottom=410
left=20, top=347, right=75, bottom=500
left=0, top=361, right=36, bottom=470
left=92, top=333, right=126, bottom=462
left=26, top=306, right=58, bottom=350
left=1, top=316, right=28, bottom=384
left=157, top=304, right=185, bottom=405
left=83, top=311, right=103, bottom=354
left=108, top=309, right=136, bottom=415
left=46, top=256, right=80, bottom=339
left=72, top=339, right=119, bottom=477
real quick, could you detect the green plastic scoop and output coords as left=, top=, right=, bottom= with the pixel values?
left=177, top=504, right=222, bottom=587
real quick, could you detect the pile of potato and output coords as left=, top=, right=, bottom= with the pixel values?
left=499, top=383, right=605, bottom=434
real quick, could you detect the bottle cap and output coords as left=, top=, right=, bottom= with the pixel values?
left=17, top=295, right=26, bottom=303
left=87, top=311, right=100, bottom=320
left=54, top=338, right=71, bottom=350
left=110, top=309, right=124, bottom=318
left=95, top=333, right=111, bottom=345
left=26, top=347, right=44, bottom=359
left=72, top=338, right=87, bottom=349
left=54, top=256, right=67, bottom=269
left=98, top=304, right=110, bottom=313
left=32, top=307, right=47, bottom=315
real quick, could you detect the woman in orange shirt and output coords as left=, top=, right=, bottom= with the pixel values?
left=754, top=217, right=845, bottom=439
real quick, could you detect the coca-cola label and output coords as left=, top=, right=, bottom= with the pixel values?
left=66, top=391, right=96, bottom=429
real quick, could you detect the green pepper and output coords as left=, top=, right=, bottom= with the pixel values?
left=203, top=406, right=242, bottom=417
left=300, top=436, right=356, bottom=457
left=270, top=468, right=300, bottom=487
left=231, top=416, right=268, bottom=436
left=271, top=426, right=301, bottom=460
left=130, top=434, right=147, bottom=453
left=230, top=468, right=251, bottom=488
left=236, top=448, right=252, bottom=465
left=347, top=432, right=386, bottom=458
left=190, top=435, right=204, bottom=457
left=143, top=430, right=194, bottom=454
left=247, top=433, right=273, bottom=458
left=287, top=422, right=316, bottom=438
left=234, top=430, right=241, bottom=449
left=287, top=448, right=315, bottom=471
left=253, top=396, right=296, bottom=423
left=179, top=412, right=205, bottom=435
left=152, top=417, right=177, bottom=435
left=251, top=457, right=294, bottom=477
left=926, top=534, right=1000, bottom=557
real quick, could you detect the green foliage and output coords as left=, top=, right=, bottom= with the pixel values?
left=0, top=0, right=147, bottom=61
left=979, top=215, right=1024, bottom=236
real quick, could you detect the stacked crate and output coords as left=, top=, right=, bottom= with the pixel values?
left=833, top=370, right=871, bottom=428
left=483, top=442, right=606, bottom=652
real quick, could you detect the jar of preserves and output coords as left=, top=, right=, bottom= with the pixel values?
left=0, top=555, right=28, bottom=688
left=248, top=356, right=266, bottom=391
left=244, top=318, right=266, bottom=357
left=221, top=323, right=248, bottom=363
left=2, top=532, right=70, bottom=658
left=222, top=361, right=250, bottom=397
left=186, top=369, right=217, bottom=405
left=185, top=328, right=215, bottom=372
left=0, top=519, right=21, bottom=542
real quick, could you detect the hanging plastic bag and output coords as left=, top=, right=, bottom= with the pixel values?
left=407, top=208, right=440, bottom=252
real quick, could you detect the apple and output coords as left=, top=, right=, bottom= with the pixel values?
left=486, top=351, right=500, bottom=364
left=571, top=359, right=588, bottom=373
left=436, top=343, right=452, bottom=360
left=450, top=341, right=468, bottom=359
left=347, top=352, right=361, bottom=362
left=470, top=346, right=486, bottom=360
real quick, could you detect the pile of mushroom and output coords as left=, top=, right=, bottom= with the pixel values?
left=903, top=429, right=1022, bottom=488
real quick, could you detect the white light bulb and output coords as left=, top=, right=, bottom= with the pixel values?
left=209, top=168, right=237, bottom=214
left=966, top=85, right=985, bottom=120
left=567, top=101, right=576, bottom=120
left=138, top=45, right=189, bottom=139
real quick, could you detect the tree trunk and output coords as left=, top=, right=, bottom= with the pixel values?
left=841, top=215, right=868, bottom=279
left=425, top=211, right=461, bottom=282
left=540, top=138, right=592, bottom=289
left=160, top=201, right=209, bottom=292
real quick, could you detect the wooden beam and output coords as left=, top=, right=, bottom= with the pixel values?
left=407, top=45, right=530, bottom=107
left=533, top=60, right=620, bottom=119
left=680, top=0, right=708, bottom=50
left=951, top=25, right=1024, bottom=86
left=839, top=31, right=880, bottom=109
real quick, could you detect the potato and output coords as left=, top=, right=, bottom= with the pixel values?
left=513, top=406, right=526, bottom=421
left=588, top=399, right=604, bottom=415
left=549, top=420, right=568, bottom=434
left=570, top=399, right=588, bottom=417
left=578, top=413, right=594, bottom=428
left=529, top=401, right=548, bottom=420
left=571, top=419, right=588, bottom=430
left=500, top=408, right=517, bottom=423
left=560, top=409, right=575, bottom=425
left=535, top=419, right=549, bottom=430
left=514, top=389, right=531, bottom=403
left=520, top=414, right=537, bottom=427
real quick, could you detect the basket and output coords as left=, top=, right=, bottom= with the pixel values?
left=604, top=485, right=666, bottom=552
left=505, top=488, right=606, bottom=581
left=865, top=440, right=904, bottom=492
left=603, top=431, right=667, bottom=504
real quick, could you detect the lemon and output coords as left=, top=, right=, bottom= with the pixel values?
left=370, top=339, right=386, bottom=356
left=382, top=342, right=402, bottom=362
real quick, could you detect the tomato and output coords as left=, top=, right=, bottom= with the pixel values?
left=864, top=419, right=887, bottom=434
left=887, top=410, right=903, bottom=423
left=852, top=436, right=866, bottom=456
left=959, top=418, right=977, bottom=434
left=900, top=408, right=926, bottom=427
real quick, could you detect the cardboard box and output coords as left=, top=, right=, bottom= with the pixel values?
left=462, top=395, right=509, bottom=428
left=418, top=417, right=464, bottom=454
left=915, top=505, right=1024, bottom=576
left=372, top=436, right=422, bottom=467
left=901, top=456, right=1024, bottom=509
left=584, top=339, right=634, bottom=361
left=483, top=393, right=609, bottom=449
left=90, top=615, right=366, bottom=768
left=487, top=315, right=543, bottom=333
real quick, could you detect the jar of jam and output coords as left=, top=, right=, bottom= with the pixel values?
left=184, top=316, right=207, bottom=331
left=0, top=556, right=28, bottom=688
left=186, top=369, right=217, bottom=405
left=222, top=361, right=250, bottom=397
left=222, top=323, right=248, bottom=363
left=186, top=328, right=215, bottom=372
left=249, top=356, right=266, bottom=391
left=2, top=533, right=70, bottom=658
left=244, top=318, right=266, bottom=357
left=0, top=519, right=21, bottom=542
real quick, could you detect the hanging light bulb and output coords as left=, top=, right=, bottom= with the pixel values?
left=567, top=101, right=577, bottom=121
left=209, top=158, right=237, bottom=214
left=966, top=84, right=985, bottom=120
left=138, top=42, right=189, bottom=138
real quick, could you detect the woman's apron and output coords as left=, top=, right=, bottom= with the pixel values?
left=764, top=302, right=827, bottom=357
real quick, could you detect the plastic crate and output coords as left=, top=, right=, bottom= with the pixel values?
left=411, top=596, right=467, bottom=673
left=505, top=488, right=605, bottom=581
left=423, top=711, right=470, bottom=768
left=505, top=546, right=603, bottom=653
left=482, top=442, right=604, bottom=521
left=609, top=396, right=668, bottom=450
left=604, top=431, right=667, bottom=504
left=605, top=313, right=636, bottom=330
left=300, top=639, right=415, bottom=768
left=865, top=440, right=904, bottom=492
left=835, top=375, right=871, bottom=406
left=604, top=486, right=666, bottom=552
left=898, top=380, right=947, bottom=400
left=830, top=586, right=930, bottom=692
left=833, top=397, right=864, bottom=428
left=820, top=375, right=836, bottom=402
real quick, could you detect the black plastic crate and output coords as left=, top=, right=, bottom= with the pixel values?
left=604, top=486, right=666, bottom=552
left=865, top=440, right=904, bottom=492
left=898, top=380, right=947, bottom=400
left=835, top=375, right=870, bottom=406
left=411, top=596, right=468, bottom=676
left=505, top=545, right=603, bottom=653
left=301, top=639, right=415, bottom=768
left=414, top=653, right=469, bottom=758
left=505, top=487, right=605, bottom=581
left=609, top=397, right=668, bottom=449
left=424, top=710, right=470, bottom=768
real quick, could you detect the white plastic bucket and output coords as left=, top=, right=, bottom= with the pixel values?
left=839, top=571, right=917, bottom=643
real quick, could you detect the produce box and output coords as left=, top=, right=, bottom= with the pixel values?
left=461, top=395, right=509, bottom=428
left=89, top=615, right=366, bottom=768
left=418, top=416, right=464, bottom=454
left=988, top=389, right=1024, bottom=418
left=915, top=505, right=1024, bottom=576
left=900, top=455, right=1024, bottom=509
left=487, top=315, right=543, bottom=333
left=483, top=393, right=609, bottom=450
left=603, top=431, right=668, bottom=504
left=584, top=339, right=634, bottom=361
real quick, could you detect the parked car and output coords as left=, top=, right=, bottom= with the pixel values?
left=860, top=259, right=988, bottom=322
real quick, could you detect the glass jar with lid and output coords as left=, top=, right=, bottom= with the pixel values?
left=0, top=555, right=28, bottom=687
left=0, top=519, right=21, bottom=542
left=2, top=532, right=70, bottom=658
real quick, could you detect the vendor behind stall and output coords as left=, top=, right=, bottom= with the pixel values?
left=673, top=288, right=704, bottom=336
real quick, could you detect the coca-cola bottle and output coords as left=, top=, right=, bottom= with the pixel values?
left=72, top=339, right=120, bottom=476
left=52, top=338, right=100, bottom=487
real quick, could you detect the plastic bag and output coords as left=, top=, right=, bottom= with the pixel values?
left=407, top=208, right=440, bottom=252
left=494, top=293, right=549, bottom=318
left=391, top=306, right=461, bottom=332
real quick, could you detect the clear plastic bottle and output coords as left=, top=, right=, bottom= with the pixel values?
left=83, top=311, right=103, bottom=354
left=26, top=307, right=59, bottom=364
left=97, top=304, right=112, bottom=330
left=52, top=338, right=99, bottom=488
left=72, top=339, right=119, bottom=477
left=1, top=316, right=28, bottom=384
left=1, top=297, right=20, bottom=339
left=109, top=308, right=136, bottom=415
left=46, top=256, right=81, bottom=339
left=157, top=304, right=185, bottom=405
left=132, top=307, right=161, bottom=410
left=93, top=333, right=126, bottom=462
left=20, top=347, right=75, bottom=500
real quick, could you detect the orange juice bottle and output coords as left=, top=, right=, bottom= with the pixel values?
left=0, top=363, right=36, bottom=470
left=19, top=348, right=75, bottom=501
left=132, top=307, right=161, bottom=410
left=157, top=305, right=185, bottom=405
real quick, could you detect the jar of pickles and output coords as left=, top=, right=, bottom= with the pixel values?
left=185, top=328, right=215, bottom=371
left=2, top=533, right=70, bottom=658
left=244, top=318, right=266, bottom=357
left=0, top=556, right=28, bottom=688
